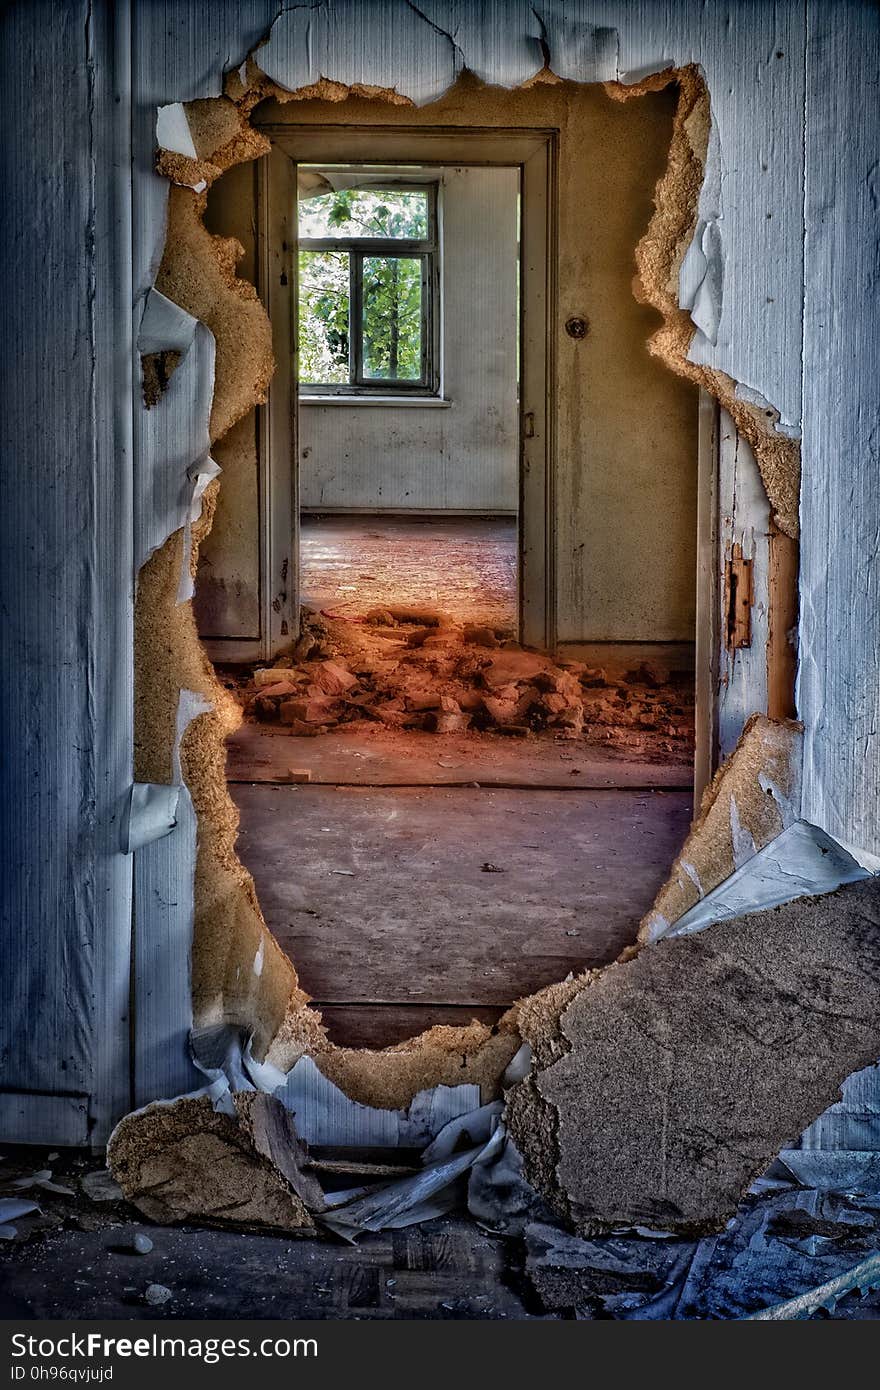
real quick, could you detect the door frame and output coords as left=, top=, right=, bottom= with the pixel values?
left=254, top=124, right=558, bottom=657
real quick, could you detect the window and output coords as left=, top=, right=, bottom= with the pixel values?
left=297, top=176, right=439, bottom=396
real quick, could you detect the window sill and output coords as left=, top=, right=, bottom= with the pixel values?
left=300, top=394, right=453, bottom=408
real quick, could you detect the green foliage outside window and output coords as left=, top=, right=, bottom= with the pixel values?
left=297, top=187, right=430, bottom=387
left=298, top=249, right=350, bottom=384
left=299, top=187, right=428, bottom=240
left=362, top=257, right=422, bottom=380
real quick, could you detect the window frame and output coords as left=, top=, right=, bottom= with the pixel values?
left=297, top=179, right=440, bottom=398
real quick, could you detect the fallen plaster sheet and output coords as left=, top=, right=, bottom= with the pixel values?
left=519, top=1073, right=880, bottom=1317
left=108, top=1090, right=321, bottom=1232
left=657, top=820, right=877, bottom=940
left=651, top=823, right=880, bottom=1205
left=522, top=877, right=880, bottom=1237
left=320, top=1108, right=506, bottom=1240
left=308, top=1046, right=540, bottom=1240
left=191, top=1023, right=482, bottom=1148
left=0, top=1199, right=40, bottom=1241
left=178, top=1029, right=536, bottom=1236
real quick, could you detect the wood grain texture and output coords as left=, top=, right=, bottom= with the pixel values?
left=798, top=0, right=880, bottom=856
left=0, top=0, right=133, bottom=1139
left=230, top=783, right=693, bottom=1014
left=315, top=1003, right=505, bottom=1048
left=225, top=719, right=694, bottom=789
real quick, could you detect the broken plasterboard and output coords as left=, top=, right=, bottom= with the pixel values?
left=659, top=820, right=876, bottom=939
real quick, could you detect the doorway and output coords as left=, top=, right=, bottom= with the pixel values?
left=198, top=82, right=701, bottom=1048
left=295, top=159, right=520, bottom=636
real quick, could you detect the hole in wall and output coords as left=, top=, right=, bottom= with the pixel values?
left=137, top=61, right=799, bottom=1104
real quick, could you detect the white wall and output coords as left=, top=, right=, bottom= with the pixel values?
left=299, top=166, right=520, bottom=512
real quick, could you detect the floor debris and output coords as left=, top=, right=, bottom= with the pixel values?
left=145, top=1283, right=173, bottom=1306
left=107, top=1091, right=323, bottom=1233
left=744, top=1250, right=880, bottom=1321
left=0, top=1199, right=40, bottom=1241
left=510, top=878, right=880, bottom=1237
left=81, top=1169, right=124, bottom=1203
left=218, top=608, right=694, bottom=761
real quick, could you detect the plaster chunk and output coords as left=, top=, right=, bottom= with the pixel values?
left=107, top=1091, right=323, bottom=1232
left=639, top=714, right=801, bottom=943
left=536, top=878, right=880, bottom=1236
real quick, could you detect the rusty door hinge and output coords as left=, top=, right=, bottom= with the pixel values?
left=725, top=543, right=753, bottom=650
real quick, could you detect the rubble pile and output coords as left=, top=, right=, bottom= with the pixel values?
left=221, top=608, right=694, bottom=756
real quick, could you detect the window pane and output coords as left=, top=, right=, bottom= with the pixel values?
left=361, top=257, right=423, bottom=382
left=299, top=188, right=429, bottom=240
left=298, top=249, right=349, bottom=384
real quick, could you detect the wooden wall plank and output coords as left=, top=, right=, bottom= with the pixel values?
left=799, top=0, right=880, bottom=855
left=0, top=0, right=131, bottom=1129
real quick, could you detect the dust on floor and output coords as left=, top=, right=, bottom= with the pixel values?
left=218, top=607, right=694, bottom=762
left=230, top=783, right=693, bottom=1046
left=300, top=514, right=518, bottom=630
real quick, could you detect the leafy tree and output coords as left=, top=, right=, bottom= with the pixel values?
left=298, top=250, right=349, bottom=383
left=298, top=188, right=426, bottom=384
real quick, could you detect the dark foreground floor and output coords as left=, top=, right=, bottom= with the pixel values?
left=0, top=1216, right=538, bottom=1321
left=3, top=1145, right=880, bottom=1321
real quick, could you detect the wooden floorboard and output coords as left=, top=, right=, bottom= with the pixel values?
left=231, top=784, right=692, bottom=1041
left=301, top=514, right=518, bottom=630
left=226, top=721, right=693, bottom=789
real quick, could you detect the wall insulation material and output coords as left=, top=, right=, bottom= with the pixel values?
left=513, top=876, right=880, bottom=1238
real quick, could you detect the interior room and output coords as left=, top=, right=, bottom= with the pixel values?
left=3, top=0, right=878, bottom=1326
left=194, top=79, right=700, bottom=1050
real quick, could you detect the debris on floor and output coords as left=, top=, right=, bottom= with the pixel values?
left=0, top=1198, right=40, bottom=1241
left=507, top=877, right=880, bottom=1240
left=217, top=608, right=694, bottom=760
left=108, top=1091, right=323, bottom=1233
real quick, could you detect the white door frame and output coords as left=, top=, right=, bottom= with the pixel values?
left=255, top=124, right=558, bottom=655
